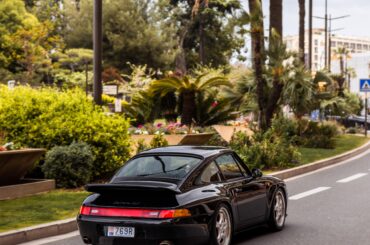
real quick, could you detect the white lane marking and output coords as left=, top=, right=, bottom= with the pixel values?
left=19, top=231, right=79, bottom=245
left=289, top=187, right=331, bottom=200
left=336, top=173, right=368, bottom=183
left=285, top=148, right=370, bottom=182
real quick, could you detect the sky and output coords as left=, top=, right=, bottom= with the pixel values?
left=245, top=0, right=370, bottom=38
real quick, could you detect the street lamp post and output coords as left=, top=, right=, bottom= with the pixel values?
left=309, top=0, right=313, bottom=70
left=93, top=0, right=103, bottom=105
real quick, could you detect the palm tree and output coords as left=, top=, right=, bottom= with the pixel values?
left=298, top=0, right=305, bottom=63
left=248, top=0, right=267, bottom=129
left=283, top=63, right=313, bottom=119
left=333, top=47, right=351, bottom=76
left=269, top=0, right=283, bottom=39
left=150, top=74, right=231, bottom=126
left=332, top=47, right=351, bottom=96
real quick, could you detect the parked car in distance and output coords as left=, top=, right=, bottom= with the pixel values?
left=77, top=146, right=288, bottom=245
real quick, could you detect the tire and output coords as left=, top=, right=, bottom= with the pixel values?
left=268, top=188, right=287, bottom=231
left=210, top=204, right=233, bottom=245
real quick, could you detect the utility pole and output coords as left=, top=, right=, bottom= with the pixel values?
left=324, top=0, right=328, bottom=69
left=93, top=0, right=103, bottom=105
left=308, top=0, right=313, bottom=70
left=314, top=3, right=350, bottom=71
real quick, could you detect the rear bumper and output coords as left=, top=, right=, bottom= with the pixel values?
left=77, top=215, right=209, bottom=245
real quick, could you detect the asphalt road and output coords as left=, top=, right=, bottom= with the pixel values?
left=22, top=149, right=370, bottom=245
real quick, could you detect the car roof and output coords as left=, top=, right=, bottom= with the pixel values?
left=137, top=145, right=230, bottom=158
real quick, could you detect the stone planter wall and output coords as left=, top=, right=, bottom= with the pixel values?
left=131, top=133, right=214, bottom=146
left=212, top=125, right=253, bottom=142
left=0, top=149, right=46, bottom=186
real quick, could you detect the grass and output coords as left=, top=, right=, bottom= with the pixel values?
left=0, top=189, right=89, bottom=233
left=299, top=134, right=369, bottom=164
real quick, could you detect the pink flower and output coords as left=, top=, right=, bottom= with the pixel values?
left=137, top=124, right=143, bottom=129
left=211, top=101, right=218, bottom=108
left=157, top=123, right=163, bottom=128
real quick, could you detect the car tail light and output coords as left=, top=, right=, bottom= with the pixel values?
left=79, top=205, right=191, bottom=219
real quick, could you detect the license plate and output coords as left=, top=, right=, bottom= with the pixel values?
left=106, top=226, right=135, bottom=238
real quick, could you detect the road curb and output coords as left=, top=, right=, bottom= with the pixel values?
left=1, top=138, right=369, bottom=244
left=271, top=138, right=370, bottom=180
left=0, top=218, right=77, bottom=245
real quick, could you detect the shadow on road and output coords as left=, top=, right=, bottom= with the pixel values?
left=232, top=226, right=271, bottom=244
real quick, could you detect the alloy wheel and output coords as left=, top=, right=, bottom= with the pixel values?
left=215, top=207, right=231, bottom=245
left=274, top=191, right=286, bottom=227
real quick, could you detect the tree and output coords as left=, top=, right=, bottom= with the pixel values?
left=298, top=0, right=305, bottom=63
left=167, top=0, right=249, bottom=72
left=332, top=47, right=351, bottom=96
left=283, top=62, right=313, bottom=118
left=269, top=0, right=283, bottom=41
left=248, top=0, right=267, bottom=129
left=52, top=48, right=93, bottom=90
left=65, top=0, right=178, bottom=72
left=150, top=74, right=231, bottom=125
left=0, top=0, right=33, bottom=70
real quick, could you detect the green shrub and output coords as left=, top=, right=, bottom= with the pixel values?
left=302, top=121, right=339, bottom=149
left=0, top=86, right=131, bottom=179
left=136, top=139, right=149, bottom=154
left=229, top=131, right=301, bottom=170
left=206, top=133, right=229, bottom=147
left=43, top=142, right=94, bottom=188
left=270, top=117, right=340, bottom=149
left=150, top=134, right=169, bottom=148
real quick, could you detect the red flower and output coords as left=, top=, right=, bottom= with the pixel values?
left=211, top=101, right=218, bottom=108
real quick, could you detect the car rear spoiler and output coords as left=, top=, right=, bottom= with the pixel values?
left=85, top=181, right=182, bottom=194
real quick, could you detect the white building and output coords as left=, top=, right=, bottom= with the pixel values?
left=284, top=29, right=370, bottom=72
left=331, top=53, right=370, bottom=93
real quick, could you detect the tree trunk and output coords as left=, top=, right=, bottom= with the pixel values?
left=340, top=56, right=344, bottom=76
left=181, top=91, right=196, bottom=126
left=249, top=0, right=268, bottom=130
left=269, top=0, right=283, bottom=41
left=175, top=27, right=188, bottom=76
left=264, top=0, right=284, bottom=128
left=298, top=0, right=305, bottom=63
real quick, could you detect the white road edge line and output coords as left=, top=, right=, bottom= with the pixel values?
left=336, top=173, right=368, bottom=183
left=285, top=148, right=370, bottom=182
left=19, top=231, right=79, bottom=245
left=289, top=187, right=331, bottom=201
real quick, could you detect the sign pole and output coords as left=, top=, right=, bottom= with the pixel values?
left=360, top=79, right=370, bottom=137
left=93, top=0, right=103, bottom=105
left=366, top=92, right=368, bottom=137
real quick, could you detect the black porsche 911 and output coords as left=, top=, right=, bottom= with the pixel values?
left=77, top=146, right=287, bottom=245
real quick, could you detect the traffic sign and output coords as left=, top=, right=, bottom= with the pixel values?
left=360, top=79, right=370, bottom=92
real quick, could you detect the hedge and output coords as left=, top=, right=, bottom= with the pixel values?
left=0, top=85, right=131, bottom=179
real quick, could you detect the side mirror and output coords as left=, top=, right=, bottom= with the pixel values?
left=252, top=168, right=263, bottom=178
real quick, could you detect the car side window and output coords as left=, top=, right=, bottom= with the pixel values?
left=232, top=153, right=251, bottom=176
left=215, top=154, right=244, bottom=180
left=196, top=161, right=221, bottom=185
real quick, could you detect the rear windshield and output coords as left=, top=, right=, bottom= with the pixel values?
left=115, top=155, right=202, bottom=179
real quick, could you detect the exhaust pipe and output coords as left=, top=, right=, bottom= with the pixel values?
left=159, top=241, right=173, bottom=245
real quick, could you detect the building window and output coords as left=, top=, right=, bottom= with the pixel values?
left=337, top=41, right=343, bottom=46
left=357, top=44, right=362, bottom=49
left=364, top=45, right=369, bottom=50
left=315, top=47, right=318, bottom=53
left=331, top=41, right=336, bottom=47
left=314, top=39, right=318, bottom=46
left=350, top=43, right=356, bottom=49
left=344, top=42, right=349, bottom=48
left=314, top=55, right=318, bottom=61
